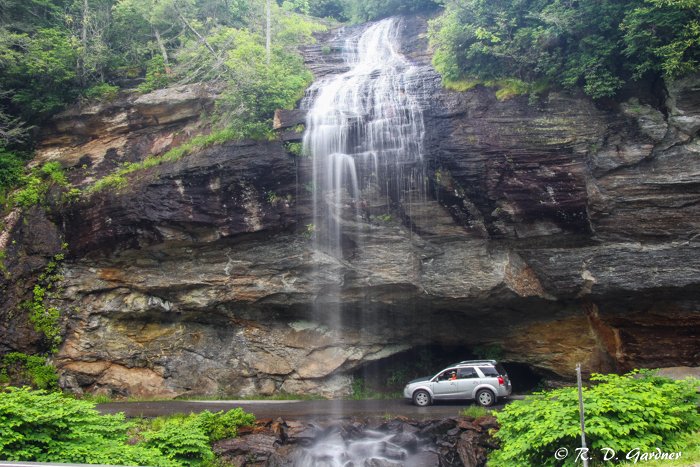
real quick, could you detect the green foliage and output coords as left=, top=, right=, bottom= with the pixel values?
left=213, top=27, right=316, bottom=124
left=2, top=27, right=79, bottom=120
left=285, top=142, right=304, bottom=157
left=308, top=0, right=349, bottom=20
left=491, top=78, right=530, bottom=101
left=0, top=149, right=24, bottom=198
left=460, top=405, right=490, bottom=419
left=0, top=353, right=58, bottom=390
left=282, top=0, right=311, bottom=15
left=197, top=409, right=256, bottom=442
left=351, top=377, right=373, bottom=399
left=0, top=249, right=7, bottom=278
left=21, top=249, right=66, bottom=353
left=303, top=222, right=317, bottom=238
left=10, top=161, right=69, bottom=209
left=83, top=83, right=120, bottom=103
left=442, top=78, right=480, bottom=92
left=341, top=0, right=439, bottom=22
left=622, top=0, right=700, bottom=80
left=139, top=409, right=255, bottom=465
left=490, top=371, right=700, bottom=466
left=138, top=55, right=172, bottom=94
left=430, top=0, right=700, bottom=99
left=0, top=388, right=255, bottom=466
left=0, top=387, right=176, bottom=466
left=141, top=415, right=214, bottom=466
left=88, top=126, right=272, bottom=194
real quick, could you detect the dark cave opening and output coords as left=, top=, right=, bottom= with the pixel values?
left=499, top=362, right=545, bottom=393
left=351, top=345, right=545, bottom=395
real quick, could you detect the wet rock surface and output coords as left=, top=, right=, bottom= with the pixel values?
left=1, top=16, right=698, bottom=397
left=214, top=415, right=497, bottom=467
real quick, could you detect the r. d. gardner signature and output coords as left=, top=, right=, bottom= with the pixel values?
left=554, top=447, right=682, bottom=463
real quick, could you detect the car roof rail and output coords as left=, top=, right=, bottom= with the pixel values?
left=448, top=359, right=497, bottom=367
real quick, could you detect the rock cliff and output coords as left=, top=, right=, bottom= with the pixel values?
left=1, top=16, right=698, bottom=398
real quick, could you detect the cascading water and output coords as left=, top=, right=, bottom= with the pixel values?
left=302, top=17, right=426, bottom=259
left=295, top=16, right=428, bottom=466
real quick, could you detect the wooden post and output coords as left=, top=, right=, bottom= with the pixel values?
left=577, top=363, right=589, bottom=467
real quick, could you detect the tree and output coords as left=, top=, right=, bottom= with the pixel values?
left=429, top=0, right=700, bottom=99
left=622, top=0, right=700, bottom=80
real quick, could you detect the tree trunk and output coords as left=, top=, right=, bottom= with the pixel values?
left=78, top=0, right=89, bottom=85
left=173, top=1, right=217, bottom=56
left=266, top=0, right=271, bottom=64
left=154, top=28, right=171, bottom=73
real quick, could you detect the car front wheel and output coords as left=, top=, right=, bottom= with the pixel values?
left=413, top=389, right=431, bottom=407
left=475, top=389, right=495, bottom=407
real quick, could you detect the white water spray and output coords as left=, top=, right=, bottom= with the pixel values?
left=303, top=17, right=426, bottom=258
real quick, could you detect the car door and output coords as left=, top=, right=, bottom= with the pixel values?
left=432, top=369, right=460, bottom=399
left=456, top=367, right=479, bottom=398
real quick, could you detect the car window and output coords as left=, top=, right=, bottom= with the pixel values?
left=458, top=367, right=478, bottom=379
left=478, top=366, right=499, bottom=377
left=495, top=363, right=508, bottom=376
left=437, top=369, right=458, bottom=381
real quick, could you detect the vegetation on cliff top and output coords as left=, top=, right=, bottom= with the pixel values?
left=0, top=0, right=326, bottom=203
left=2, top=0, right=697, bottom=201
left=429, top=0, right=700, bottom=99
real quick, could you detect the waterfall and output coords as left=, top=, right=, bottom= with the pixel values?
left=302, top=17, right=426, bottom=258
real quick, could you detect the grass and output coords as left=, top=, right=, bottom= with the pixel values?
left=442, top=78, right=480, bottom=92
left=86, top=125, right=274, bottom=194
left=442, top=76, right=549, bottom=102
left=460, top=405, right=491, bottom=419
left=487, top=78, right=529, bottom=101
left=72, top=393, right=114, bottom=404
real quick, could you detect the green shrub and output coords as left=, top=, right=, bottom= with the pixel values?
left=141, top=415, right=214, bottom=466
left=285, top=142, right=304, bottom=157
left=490, top=371, right=700, bottom=466
left=0, top=388, right=255, bottom=466
left=461, top=405, right=490, bottom=419
left=428, top=0, right=700, bottom=99
left=442, top=78, right=479, bottom=92
left=11, top=161, right=69, bottom=209
left=197, top=409, right=256, bottom=442
left=0, top=387, right=176, bottom=466
left=139, top=409, right=255, bottom=465
left=1, top=353, right=58, bottom=390
left=21, top=250, right=66, bottom=353
left=0, top=149, right=24, bottom=197
left=138, top=55, right=171, bottom=94
left=83, top=83, right=120, bottom=103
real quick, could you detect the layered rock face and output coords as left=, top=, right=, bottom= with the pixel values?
left=2, top=16, right=698, bottom=398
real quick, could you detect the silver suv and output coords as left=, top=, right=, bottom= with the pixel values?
left=403, top=360, right=512, bottom=407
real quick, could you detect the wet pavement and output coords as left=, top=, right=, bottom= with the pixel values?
left=97, top=398, right=514, bottom=420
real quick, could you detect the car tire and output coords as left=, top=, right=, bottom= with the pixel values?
left=413, top=389, right=431, bottom=407
left=476, top=389, right=495, bottom=407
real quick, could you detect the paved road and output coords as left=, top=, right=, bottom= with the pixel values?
left=97, top=398, right=515, bottom=420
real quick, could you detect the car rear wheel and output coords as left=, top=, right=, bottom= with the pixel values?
left=413, top=389, right=431, bottom=407
left=476, top=389, right=495, bottom=407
